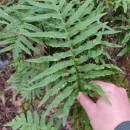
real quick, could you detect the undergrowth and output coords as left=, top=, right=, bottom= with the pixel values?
left=0, top=0, right=130, bottom=130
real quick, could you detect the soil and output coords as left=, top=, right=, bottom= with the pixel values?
left=0, top=52, right=17, bottom=130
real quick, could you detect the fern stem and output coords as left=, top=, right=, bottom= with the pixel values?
left=52, top=1, right=81, bottom=91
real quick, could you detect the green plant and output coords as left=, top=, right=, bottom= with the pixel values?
left=101, top=0, right=130, bottom=56
left=103, top=0, right=130, bottom=13
left=112, top=3, right=130, bottom=56
left=117, top=4, right=130, bottom=56
left=6, top=111, right=62, bottom=130
left=0, top=0, right=122, bottom=129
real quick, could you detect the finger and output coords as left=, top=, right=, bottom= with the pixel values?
left=90, top=80, right=117, bottom=93
left=77, top=92, right=96, bottom=117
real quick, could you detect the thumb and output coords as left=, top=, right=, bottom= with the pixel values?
left=77, top=92, right=96, bottom=117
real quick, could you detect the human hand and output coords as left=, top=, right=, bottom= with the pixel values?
left=77, top=81, right=130, bottom=130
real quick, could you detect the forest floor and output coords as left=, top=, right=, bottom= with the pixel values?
left=0, top=52, right=72, bottom=130
left=0, top=1, right=130, bottom=130
left=0, top=49, right=130, bottom=130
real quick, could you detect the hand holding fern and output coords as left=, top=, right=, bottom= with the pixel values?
left=78, top=81, right=130, bottom=130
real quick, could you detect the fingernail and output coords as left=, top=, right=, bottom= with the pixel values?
left=77, top=92, right=82, bottom=100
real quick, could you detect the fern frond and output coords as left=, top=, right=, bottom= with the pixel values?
left=27, top=51, right=72, bottom=63
left=0, top=9, right=14, bottom=22
left=63, top=91, right=77, bottom=126
left=45, top=84, right=76, bottom=115
left=8, top=61, right=48, bottom=102
left=0, top=4, right=45, bottom=62
left=3, top=0, right=123, bottom=129
left=23, top=0, right=121, bottom=128
left=66, top=0, right=93, bottom=26
left=5, top=111, right=48, bottom=130
left=26, top=0, right=55, bottom=10
left=29, top=60, right=74, bottom=83
left=38, top=80, right=67, bottom=108
left=24, top=13, right=61, bottom=22
left=82, top=70, right=116, bottom=79
left=23, top=31, right=66, bottom=38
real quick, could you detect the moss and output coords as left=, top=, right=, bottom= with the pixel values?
left=70, top=102, right=92, bottom=130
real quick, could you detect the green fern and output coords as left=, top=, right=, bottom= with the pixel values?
left=1, top=0, right=123, bottom=129
left=8, top=61, right=49, bottom=102
left=0, top=2, right=45, bottom=65
left=114, top=0, right=129, bottom=13
left=113, top=3, right=130, bottom=56
left=5, top=111, right=62, bottom=130
left=102, top=0, right=130, bottom=13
